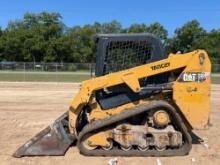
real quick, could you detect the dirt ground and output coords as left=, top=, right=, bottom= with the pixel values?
left=0, top=82, right=219, bottom=165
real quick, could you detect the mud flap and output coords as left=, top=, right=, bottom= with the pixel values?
left=13, top=112, right=75, bottom=158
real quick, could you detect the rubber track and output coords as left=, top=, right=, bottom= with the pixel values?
left=77, top=100, right=192, bottom=157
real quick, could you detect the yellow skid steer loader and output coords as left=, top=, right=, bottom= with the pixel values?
left=14, top=33, right=211, bottom=157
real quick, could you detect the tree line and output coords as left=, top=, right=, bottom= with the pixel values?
left=0, top=12, right=219, bottom=63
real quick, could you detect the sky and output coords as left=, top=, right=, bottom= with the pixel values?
left=0, top=0, right=219, bottom=36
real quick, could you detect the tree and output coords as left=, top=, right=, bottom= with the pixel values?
left=126, top=22, right=168, bottom=41
left=0, top=27, right=2, bottom=36
left=193, top=29, right=220, bottom=63
left=0, top=28, right=27, bottom=61
left=166, top=20, right=206, bottom=53
left=2, top=12, right=65, bottom=62
left=65, top=25, right=96, bottom=63
left=93, top=22, right=102, bottom=33
left=146, top=23, right=168, bottom=41
left=126, top=23, right=147, bottom=33
left=0, top=14, right=219, bottom=63
left=101, top=20, right=122, bottom=33
left=0, top=27, right=4, bottom=60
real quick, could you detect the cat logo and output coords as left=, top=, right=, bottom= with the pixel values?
left=151, top=62, right=170, bottom=70
left=179, top=72, right=210, bottom=82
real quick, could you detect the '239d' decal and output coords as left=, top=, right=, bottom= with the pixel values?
left=178, top=72, right=210, bottom=82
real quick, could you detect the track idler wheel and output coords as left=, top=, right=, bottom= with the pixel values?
left=102, top=140, right=113, bottom=151
left=155, top=146, right=166, bottom=151
left=82, top=139, right=97, bottom=150
left=138, top=145, right=149, bottom=151
left=121, top=146, right=132, bottom=151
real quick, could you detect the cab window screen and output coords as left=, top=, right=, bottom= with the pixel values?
left=103, top=40, right=152, bottom=74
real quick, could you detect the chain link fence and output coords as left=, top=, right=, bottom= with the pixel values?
left=0, top=61, right=219, bottom=83
left=0, top=62, right=94, bottom=72
left=0, top=62, right=94, bottom=82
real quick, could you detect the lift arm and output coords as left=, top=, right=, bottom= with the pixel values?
left=69, top=50, right=210, bottom=134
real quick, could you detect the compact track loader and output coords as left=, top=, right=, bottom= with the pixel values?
left=13, top=33, right=211, bottom=157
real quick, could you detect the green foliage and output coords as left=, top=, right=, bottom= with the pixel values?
left=125, top=22, right=168, bottom=40
left=0, top=12, right=64, bottom=62
left=165, top=20, right=220, bottom=65
left=0, top=13, right=219, bottom=63
left=166, top=20, right=206, bottom=53
left=67, top=64, right=77, bottom=71
left=126, top=23, right=147, bottom=33
left=101, top=20, right=122, bottom=33
left=193, top=29, right=220, bottom=63
left=0, top=27, right=2, bottom=36
left=145, top=23, right=168, bottom=41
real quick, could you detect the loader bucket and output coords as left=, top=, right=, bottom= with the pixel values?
left=13, top=112, right=75, bottom=158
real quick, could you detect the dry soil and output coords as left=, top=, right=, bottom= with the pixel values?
left=0, top=82, right=219, bottom=165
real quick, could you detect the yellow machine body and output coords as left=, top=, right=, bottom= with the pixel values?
left=69, top=49, right=211, bottom=137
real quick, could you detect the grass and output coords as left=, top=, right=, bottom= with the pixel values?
left=0, top=71, right=220, bottom=83
left=211, top=74, right=220, bottom=84
left=0, top=71, right=91, bottom=82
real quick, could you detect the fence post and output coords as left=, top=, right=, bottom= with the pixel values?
left=90, top=63, right=93, bottom=77
left=23, top=62, right=26, bottom=81
left=55, top=63, right=58, bottom=83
